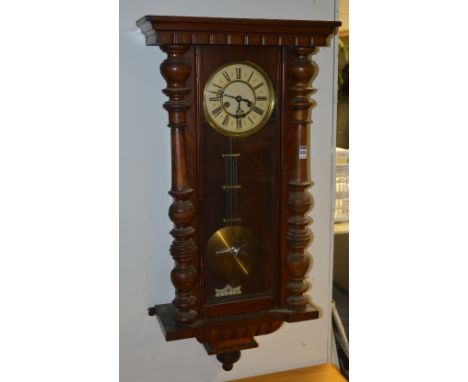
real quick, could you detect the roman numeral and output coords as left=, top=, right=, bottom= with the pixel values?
left=248, top=71, right=253, bottom=82
left=222, top=71, right=231, bottom=82
left=211, top=106, right=222, bottom=117
left=256, top=96, right=267, bottom=101
left=212, top=83, right=223, bottom=89
left=254, top=82, right=264, bottom=90
left=236, top=68, right=241, bottom=80
left=252, top=106, right=264, bottom=116
left=236, top=118, right=242, bottom=129
left=222, top=114, right=230, bottom=127
left=209, top=96, right=221, bottom=101
left=248, top=116, right=254, bottom=124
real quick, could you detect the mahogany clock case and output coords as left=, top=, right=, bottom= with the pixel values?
left=154, top=43, right=316, bottom=320
left=137, top=15, right=341, bottom=371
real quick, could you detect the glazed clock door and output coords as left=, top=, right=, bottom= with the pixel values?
left=198, top=46, right=282, bottom=317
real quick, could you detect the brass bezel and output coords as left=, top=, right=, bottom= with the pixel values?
left=202, top=61, right=276, bottom=138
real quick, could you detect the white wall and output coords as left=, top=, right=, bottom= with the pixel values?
left=120, top=1, right=339, bottom=381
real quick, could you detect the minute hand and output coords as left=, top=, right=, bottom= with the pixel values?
left=223, top=93, right=253, bottom=106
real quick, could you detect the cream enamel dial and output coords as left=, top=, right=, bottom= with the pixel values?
left=203, top=62, right=275, bottom=137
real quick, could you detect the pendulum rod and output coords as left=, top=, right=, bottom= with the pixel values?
left=222, top=137, right=241, bottom=226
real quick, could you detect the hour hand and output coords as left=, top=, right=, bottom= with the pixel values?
left=241, top=97, right=253, bottom=107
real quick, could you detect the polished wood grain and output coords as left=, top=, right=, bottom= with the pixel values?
left=285, top=47, right=317, bottom=310
left=217, top=351, right=241, bottom=372
left=161, top=45, right=198, bottom=324
left=149, top=303, right=318, bottom=342
left=137, top=15, right=340, bottom=47
left=227, top=363, right=346, bottom=382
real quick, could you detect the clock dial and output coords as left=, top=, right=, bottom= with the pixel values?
left=203, top=62, right=275, bottom=137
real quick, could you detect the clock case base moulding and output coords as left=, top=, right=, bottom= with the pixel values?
left=136, top=15, right=341, bottom=371
left=149, top=303, right=320, bottom=371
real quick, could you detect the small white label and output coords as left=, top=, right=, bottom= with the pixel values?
left=299, top=145, right=307, bottom=159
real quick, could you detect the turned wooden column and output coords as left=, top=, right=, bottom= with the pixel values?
left=286, top=47, right=317, bottom=309
left=160, top=44, right=198, bottom=323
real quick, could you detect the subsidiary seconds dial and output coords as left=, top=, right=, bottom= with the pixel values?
left=203, top=62, right=275, bottom=137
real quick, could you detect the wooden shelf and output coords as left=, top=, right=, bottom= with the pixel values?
left=227, top=363, right=346, bottom=382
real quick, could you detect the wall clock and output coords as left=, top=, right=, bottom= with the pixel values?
left=136, top=15, right=340, bottom=371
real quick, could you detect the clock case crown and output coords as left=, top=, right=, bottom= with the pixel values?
left=137, top=15, right=340, bottom=371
